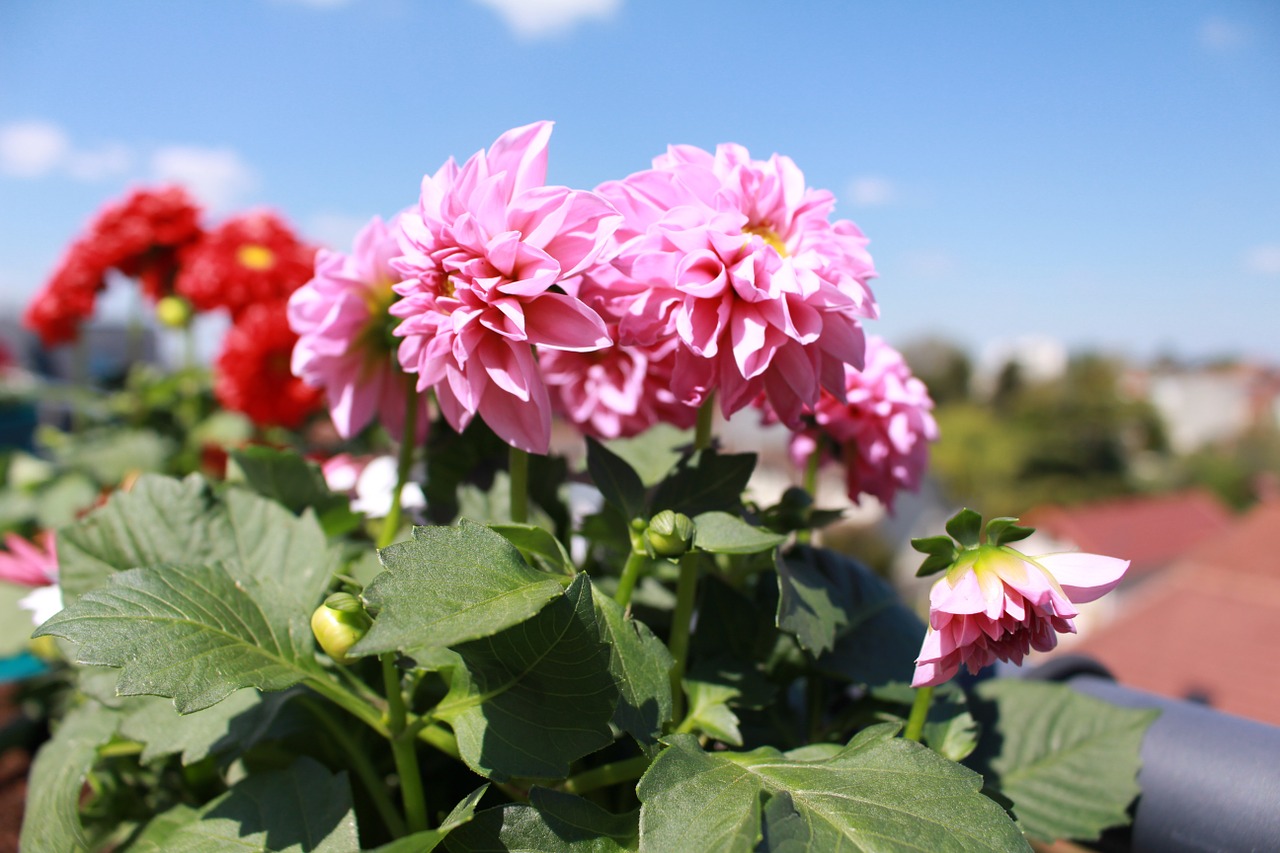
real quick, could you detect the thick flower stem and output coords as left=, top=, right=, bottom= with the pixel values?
left=298, top=696, right=408, bottom=838
left=383, top=653, right=428, bottom=834
left=667, top=552, right=700, bottom=724
left=509, top=445, right=529, bottom=524
left=694, top=396, right=716, bottom=451
left=377, top=377, right=420, bottom=550
left=614, top=533, right=647, bottom=608
left=796, top=444, right=823, bottom=546
left=562, top=754, right=651, bottom=795
left=903, top=685, right=935, bottom=743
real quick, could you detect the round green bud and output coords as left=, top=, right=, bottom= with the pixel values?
left=155, top=295, right=194, bottom=329
left=644, top=510, right=696, bottom=558
left=310, top=593, right=372, bottom=665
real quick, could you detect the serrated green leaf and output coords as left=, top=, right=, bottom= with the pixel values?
left=604, top=424, right=689, bottom=486
left=20, top=700, right=121, bottom=853
left=488, top=522, right=574, bottom=575
left=776, top=546, right=858, bottom=656
left=115, top=688, right=294, bottom=765
left=649, top=449, right=755, bottom=518
left=128, top=757, right=358, bottom=852
left=49, top=427, right=176, bottom=486
left=985, top=517, right=1035, bottom=547
left=593, top=588, right=673, bottom=747
left=446, top=787, right=638, bottom=852
left=682, top=678, right=743, bottom=746
left=36, top=561, right=321, bottom=713
left=370, top=784, right=488, bottom=853
left=946, top=508, right=983, bottom=547
left=587, top=437, right=647, bottom=522
left=229, top=446, right=360, bottom=536
left=638, top=727, right=1029, bottom=853
left=435, top=575, right=617, bottom=781
left=691, top=511, right=785, bottom=555
left=352, top=521, right=565, bottom=658
left=967, top=679, right=1157, bottom=842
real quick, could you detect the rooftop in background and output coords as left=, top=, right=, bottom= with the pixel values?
left=1023, top=489, right=1234, bottom=580
left=1070, top=499, right=1280, bottom=727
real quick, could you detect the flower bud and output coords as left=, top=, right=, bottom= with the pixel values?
left=310, top=592, right=372, bottom=665
left=644, top=510, right=695, bottom=558
left=155, top=295, right=194, bottom=329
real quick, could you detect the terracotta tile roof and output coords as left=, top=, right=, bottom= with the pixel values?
left=1067, top=500, right=1280, bottom=727
left=1023, top=490, right=1233, bottom=578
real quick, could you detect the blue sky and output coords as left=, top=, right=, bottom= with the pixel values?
left=2, top=0, right=1278, bottom=363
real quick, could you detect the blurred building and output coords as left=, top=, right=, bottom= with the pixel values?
left=1125, top=363, right=1280, bottom=454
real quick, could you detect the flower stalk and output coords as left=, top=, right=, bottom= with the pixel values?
left=509, top=445, right=529, bottom=524
left=903, top=685, right=934, bottom=743
left=382, top=652, right=428, bottom=834
left=667, top=551, right=700, bottom=724
left=377, top=375, right=419, bottom=550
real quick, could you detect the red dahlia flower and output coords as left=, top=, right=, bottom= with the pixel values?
left=215, top=300, right=322, bottom=429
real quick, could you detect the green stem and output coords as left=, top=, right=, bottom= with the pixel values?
left=298, top=696, right=407, bottom=838
left=562, top=754, right=651, bottom=795
left=97, top=740, right=144, bottom=759
left=667, top=552, right=700, bottom=723
left=377, top=377, right=420, bottom=550
left=509, top=445, right=529, bottom=524
left=415, top=722, right=461, bottom=760
left=305, top=672, right=389, bottom=738
left=796, top=442, right=823, bottom=546
left=383, top=653, right=428, bottom=833
left=903, top=685, right=935, bottom=743
left=614, top=534, right=647, bottom=607
left=694, top=395, right=716, bottom=451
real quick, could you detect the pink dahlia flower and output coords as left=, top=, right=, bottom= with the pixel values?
left=289, top=215, right=428, bottom=441
left=593, top=143, right=878, bottom=424
left=0, top=531, right=57, bottom=588
left=783, top=336, right=938, bottom=513
left=390, top=121, right=621, bottom=453
left=912, top=546, right=1129, bottom=688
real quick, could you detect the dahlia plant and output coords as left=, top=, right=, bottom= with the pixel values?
left=10, top=125, right=1156, bottom=853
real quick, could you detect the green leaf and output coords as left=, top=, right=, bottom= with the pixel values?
left=682, top=678, right=743, bottom=746
left=0, top=580, right=38, bottom=657
left=56, top=473, right=337, bottom=613
left=587, top=436, right=647, bottom=522
left=447, top=787, right=638, bottom=852
left=115, top=688, right=294, bottom=765
left=637, top=727, right=1029, bottom=853
left=593, top=588, right=673, bottom=748
left=435, top=576, right=618, bottom=781
left=916, top=551, right=957, bottom=578
left=229, top=446, right=361, bottom=536
left=984, top=517, right=1035, bottom=547
left=48, top=427, right=176, bottom=486
left=967, top=679, right=1157, bottom=843
left=650, top=449, right=755, bottom=518
left=370, top=785, right=488, bottom=853
left=603, top=423, right=690, bottom=486
left=870, top=683, right=980, bottom=763
left=36, top=561, right=321, bottom=713
left=20, top=701, right=121, bottom=853
left=128, top=757, right=358, bottom=852
left=352, top=521, right=565, bottom=658
left=691, top=511, right=786, bottom=555
left=911, top=535, right=955, bottom=555
left=487, top=522, right=574, bottom=576
left=424, top=419, right=508, bottom=525
left=946, top=508, right=983, bottom=547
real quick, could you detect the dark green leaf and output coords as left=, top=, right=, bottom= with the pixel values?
left=593, top=588, right=673, bottom=748
left=946, top=508, right=983, bottom=547
left=692, top=511, right=785, bottom=555
left=128, top=757, right=358, bottom=852
left=36, top=561, right=321, bottom=713
left=984, top=517, right=1035, bottom=547
left=371, top=785, right=488, bottom=853
left=447, top=788, right=638, bottom=852
left=424, top=419, right=507, bottom=525
left=603, top=424, right=689, bottom=485
left=435, top=576, right=617, bottom=781
left=637, top=727, right=1028, bottom=853
left=682, top=678, right=743, bottom=746
left=776, top=546, right=859, bottom=656
left=20, top=701, right=120, bottom=853
left=116, top=688, right=294, bottom=765
left=229, top=446, right=360, bottom=536
left=587, top=437, right=647, bottom=522
left=649, top=449, right=755, bottom=518
left=967, top=679, right=1157, bottom=842
left=352, top=521, right=565, bottom=657
left=488, top=522, right=574, bottom=575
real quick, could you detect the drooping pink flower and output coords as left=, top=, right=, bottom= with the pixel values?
left=781, top=336, right=938, bottom=513
left=592, top=143, right=878, bottom=425
left=912, top=546, right=1129, bottom=688
left=289, top=215, right=428, bottom=441
left=390, top=121, right=621, bottom=453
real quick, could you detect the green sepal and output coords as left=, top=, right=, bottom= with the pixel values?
left=985, top=516, right=1035, bottom=546
left=945, top=508, right=984, bottom=547
left=916, top=551, right=957, bottom=578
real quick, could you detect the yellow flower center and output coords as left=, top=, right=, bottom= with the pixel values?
left=236, top=244, right=276, bottom=271
left=744, top=225, right=789, bottom=258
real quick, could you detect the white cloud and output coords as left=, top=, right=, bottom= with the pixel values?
left=1199, top=17, right=1248, bottom=51
left=471, top=0, right=621, bottom=39
left=1245, top=244, right=1280, bottom=276
left=0, top=120, right=71, bottom=178
left=150, top=145, right=258, bottom=212
left=66, top=143, right=134, bottom=181
left=307, top=212, right=374, bottom=250
left=846, top=175, right=897, bottom=208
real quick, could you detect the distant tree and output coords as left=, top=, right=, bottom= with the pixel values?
left=900, top=337, right=972, bottom=405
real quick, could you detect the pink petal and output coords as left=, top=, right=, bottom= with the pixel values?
left=522, top=292, right=611, bottom=351
left=485, top=121, right=553, bottom=200
left=1034, top=552, right=1130, bottom=604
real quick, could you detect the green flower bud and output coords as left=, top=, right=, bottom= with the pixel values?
left=644, top=510, right=696, bottom=558
left=155, top=295, right=194, bottom=329
left=310, top=592, right=372, bottom=665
